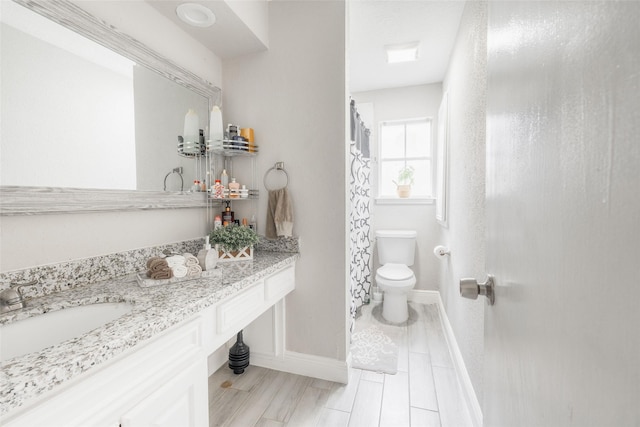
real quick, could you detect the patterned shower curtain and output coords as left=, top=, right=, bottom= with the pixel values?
left=349, top=100, right=371, bottom=333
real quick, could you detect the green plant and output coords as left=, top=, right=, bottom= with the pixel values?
left=209, top=225, right=260, bottom=252
left=395, top=165, right=415, bottom=186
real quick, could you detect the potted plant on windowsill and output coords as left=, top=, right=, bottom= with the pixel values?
left=393, top=165, right=414, bottom=198
left=209, top=224, right=260, bottom=262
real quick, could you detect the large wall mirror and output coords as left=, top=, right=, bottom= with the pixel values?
left=0, top=0, right=221, bottom=214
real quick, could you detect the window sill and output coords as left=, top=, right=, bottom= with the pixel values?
left=374, top=197, right=435, bottom=206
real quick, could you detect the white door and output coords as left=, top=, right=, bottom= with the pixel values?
left=484, top=2, right=640, bottom=426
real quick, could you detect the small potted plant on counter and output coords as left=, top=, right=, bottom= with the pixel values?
left=394, top=165, right=414, bottom=198
left=209, top=224, right=260, bottom=262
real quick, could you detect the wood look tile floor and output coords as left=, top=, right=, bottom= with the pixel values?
left=208, top=302, right=472, bottom=427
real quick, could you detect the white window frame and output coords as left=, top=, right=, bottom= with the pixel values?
left=375, top=117, right=435, bottom=205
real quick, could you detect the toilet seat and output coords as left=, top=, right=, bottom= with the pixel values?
left=377, top=263, right=414, bottom=281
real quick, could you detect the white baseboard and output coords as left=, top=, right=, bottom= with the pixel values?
left=433, top=293, right=483, bottom=427
left=408, top=289, right=442, bottom=305
left=250, top=351, right=349, bottom=384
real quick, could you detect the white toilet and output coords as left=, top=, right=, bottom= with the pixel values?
left=375, top=230, right=417, bottom=323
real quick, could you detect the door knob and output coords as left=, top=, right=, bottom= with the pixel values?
left=460, top=275, right=495, bottom=305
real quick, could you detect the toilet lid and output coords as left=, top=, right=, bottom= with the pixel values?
left=377, top=263, right=414, bottom=281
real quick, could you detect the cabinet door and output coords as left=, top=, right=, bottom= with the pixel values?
left=120, top=351, right=208, bottom=427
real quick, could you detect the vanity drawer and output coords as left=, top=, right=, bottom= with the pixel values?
left=264, top=266, right=295, bottom=302
left=216, top=282, right=264, bottom=334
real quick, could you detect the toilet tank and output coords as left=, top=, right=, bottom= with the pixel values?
left=376, top=230, right=417, bottom=266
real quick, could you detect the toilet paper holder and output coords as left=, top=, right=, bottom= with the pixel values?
left=460, top=275, right=495, bottom=305
left=433, top=245, right=450, bottom=257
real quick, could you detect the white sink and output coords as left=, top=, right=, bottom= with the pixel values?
left=0, top=302, right=134, bottom=362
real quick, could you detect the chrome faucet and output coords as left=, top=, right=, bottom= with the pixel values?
left=0, top=280, right=38, bottom=314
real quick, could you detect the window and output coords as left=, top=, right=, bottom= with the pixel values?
left=378, top=118, right=432, bottom=199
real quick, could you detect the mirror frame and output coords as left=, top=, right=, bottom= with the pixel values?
left=1, top=0, right=221, bottom=215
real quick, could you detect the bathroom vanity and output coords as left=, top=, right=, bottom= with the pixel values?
left=0, top=251, right=297, bottom=426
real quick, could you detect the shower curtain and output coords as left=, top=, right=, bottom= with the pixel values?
left=349, top=99, right=371, bottom=333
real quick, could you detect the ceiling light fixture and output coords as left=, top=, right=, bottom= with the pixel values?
left=176, top=3, right=216, bottom=28
left=385, top=42, right=420, bottom=64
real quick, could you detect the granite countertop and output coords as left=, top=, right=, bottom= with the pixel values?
left=0, top=251, right=298, bottom=418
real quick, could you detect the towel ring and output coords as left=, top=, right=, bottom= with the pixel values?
left=264, top=162, right=289, bottom=191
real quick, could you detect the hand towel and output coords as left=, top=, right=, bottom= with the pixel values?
left=266, top=188, right=294, bottom=239
left=146, top=256, right=164, bottom=269
left=166, top=255, right=186, bottom=268
left=147, top=258, right=169, bottom=275
left=172, top=264, right=188, bottom=278
left=187, top=264, right=203, bottom=277
left=183, top=253, right=200, bottom=267
left=150, top=268, right=173, bottom=280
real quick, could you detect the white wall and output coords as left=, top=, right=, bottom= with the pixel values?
left=70, top=0, right=221, bottom=87
left=351, top=84, right=443, bottom=291
left=0, top=2, right=222, bottom=272
left=221, top=1, right=348, bottom=360
left=440, top=1, right=488, bottom=405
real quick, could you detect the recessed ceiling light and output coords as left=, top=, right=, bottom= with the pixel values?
left=385, top=42, right=420, bottom=64
left=176, top=3, right=216, bottom=28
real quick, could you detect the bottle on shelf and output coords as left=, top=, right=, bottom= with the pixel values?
left=213, top=179, right=224, bottom=199
left=209, top=106, right=223, bottom=149
left=183, top=109, right=200, bottom=154
left=228, top=178, right=240, bottom=198
left=221, top=169, right=229, bottom=187
left=222, top=202, right=234, bottom=224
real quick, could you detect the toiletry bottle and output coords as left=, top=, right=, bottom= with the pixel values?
left=200, top=179, right=207, bottom=192
left=228, top=178, right=240, bottom=198
left=214, top=215, right=222, bottom=229
left=221, top=169, right=229, bottom=187
left=213, top=179, right=224, bottom=199
left=249, top=214, right=257, bottom=232
left=209, top=106, right=223, bottom=147
left=222, top=205, right=234, bottom=224
left=183, top=109, right=200, bottom=154
left=197, top=236, right=218, bottom=271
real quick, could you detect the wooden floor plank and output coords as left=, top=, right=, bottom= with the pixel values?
left=408, top=305, right=430, bottom=355
left=432, top=366, right=472, bottom=427
left=424, top=305, right=454, bottom=369
left=410, top=407, right=441, bottom=427
left=325, top=368, right=362, bottom=412
left=209, top=387, right=250, bottom=427
left=262, top=372, right=312, bottom=423
left=255, top=419, right=285, bottom=427
left=380, top=371, right=410, bottom=427
left=285, top=385, right=331, bottom=427
left=409, top=352, right=438, bottom=411
left=226, top=369, right=286, bottom=427
left=347, top=379, right=383, bottom=427
left=316, top=408, right=350, bottom=427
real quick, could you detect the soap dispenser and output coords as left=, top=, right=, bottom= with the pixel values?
left=197, top=236, right=218, bottom=271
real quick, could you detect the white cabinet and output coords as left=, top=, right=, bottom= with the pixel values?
left=4, top=319, right=208, bottom=427
left=121, top=350, right=208, bottom=427
left=264, top=265, right=295, bottom=303
left=217, top=281, right=265, bottom=334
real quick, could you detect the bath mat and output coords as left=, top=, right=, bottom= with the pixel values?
left=350, top=323, right=400, bottom=374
